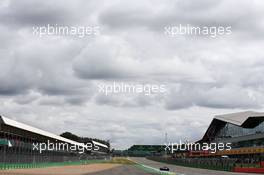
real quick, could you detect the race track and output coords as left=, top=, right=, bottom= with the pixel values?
left=86, top=165, right=154, bottom=175
left=131, top=157, right=257, bottom=175
left=1, top=158, right=258, bottom=175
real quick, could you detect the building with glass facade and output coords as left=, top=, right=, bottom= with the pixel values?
left=148, top=111, right=264, bottom=173
left=192, top=111, right=264, bottom=158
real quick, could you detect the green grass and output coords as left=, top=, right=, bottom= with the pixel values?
left=0, top=158, right=178, bottom=175
left=106, top=157, right=136, bottom=164
left=0, top=157, right=139, bottom=170
left=134, top=163, right=176, bottom=175
left=0, top=160, right=107, bottom=170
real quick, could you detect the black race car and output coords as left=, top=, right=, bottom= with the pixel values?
left=160, top=166, right=170, bottom=171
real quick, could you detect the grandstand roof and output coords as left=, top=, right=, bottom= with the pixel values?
left=200, top=111, right=264, bottom=142
left=0, top=115, right=108, bottom=148
left=0, top=115, right=84, bottom=146
left=214, top=111, right=264, bottom=127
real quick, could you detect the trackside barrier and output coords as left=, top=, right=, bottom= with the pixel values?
left=147, top=157, right=234, bottom=172
left=0, top=160, right=106, bottom=170
left=233, top=167, right=264, bottom=173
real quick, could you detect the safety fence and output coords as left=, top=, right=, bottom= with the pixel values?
left=147, top=157, right=235, bottom=172
left=0, top=159, right=107, bottom=170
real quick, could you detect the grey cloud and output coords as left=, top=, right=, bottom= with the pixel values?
left=165, top=83, right=263, bottom=110
left=64, top=95, right=90, bottom=106
left=0, top=0, right=83, bottom=27
left=38, top=97, right=65, bottom=106
left=99, top=0, right=264, bottom=39
left=12, top=92, right=40, bottom=105
left=95, top=94, right=121, bottom=107
left=73, top=52, right=127, bottom=79
left=0, top=0, right=264, bottom=149
left=72, top=37, right=139, bottom=80
left=0, top=59, right=37, bottom=96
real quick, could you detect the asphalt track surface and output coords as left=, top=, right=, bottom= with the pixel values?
left=0, top=158, right=258, bottom=175
left=86, top=165, right=154, bottom=175
left=131, top=157, right=257, bottom=175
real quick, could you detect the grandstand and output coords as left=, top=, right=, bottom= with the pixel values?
left=190, top=111, right=264, bottom=159
left=126, top=145, right=165, bottom=157
left=0, top=115, right=110, bottom=163
left=148, top=111, right=264, bottom=173
left=121, top=111, right=264, bottom=161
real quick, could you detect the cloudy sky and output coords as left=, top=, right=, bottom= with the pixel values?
left=0, top=0, right=264, bottom=149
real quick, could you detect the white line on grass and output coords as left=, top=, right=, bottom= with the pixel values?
left=127, top=158, right=184, bottom=175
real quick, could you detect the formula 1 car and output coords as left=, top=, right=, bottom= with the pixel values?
left=160, top=166, right=170, bottom=171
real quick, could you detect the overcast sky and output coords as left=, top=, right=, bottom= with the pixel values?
left=1, top=0, right=264, bottom=149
